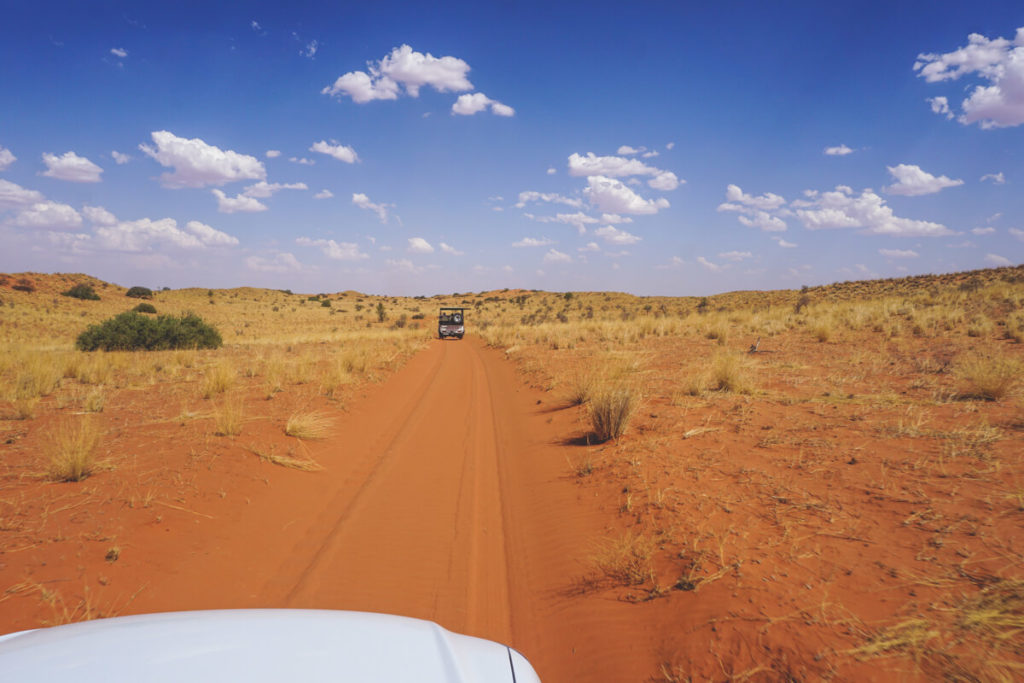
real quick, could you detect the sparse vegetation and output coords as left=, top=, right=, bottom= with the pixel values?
left=588, top=379, right=639, bottom=441
left=47, top=417, right=100, bottom=482
left=62, top=283, right=100, bottom=300
left=132, top=302, right=157, bottom=314
left=76, top=312, right=222, bottom=351
left=126, top=286, right=154, bottom=299
left=285, top=411, right=334, bottom=439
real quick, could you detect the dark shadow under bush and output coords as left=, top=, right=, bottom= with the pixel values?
left=76, top=312, right=222, bottom=351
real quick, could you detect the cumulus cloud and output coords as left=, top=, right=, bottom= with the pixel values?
left=717, top=184, right=788, bottom=232
left=352, top=192, right=391, bottom=223
left=241, top=181, right=307, bottom=198
left=11, top=201, right=83, bottom=230
left=41, top=151, right=103, bottom=183
left=1009, top=227, right=1024, bottom=241
left=879, top=248, right=919, bottom=258
left=247, top=252, right=304, bottom=273
left=594, top=225, right=641, bottom=245
left=290, top=157, right=315, bottom=165
left=295, top=237, right=368, bottom=260
left=265, top=150, right=281, bottom=158
left=96, top=217, right=237, bottom=251
left=512, top=237, right=554, bottom=247
left=322, top=44, right=474, bottom=103
left=980, top=172, right=1006, bottom=184
left=314, top=189, right=333, bottom=199
left=212, top=189, right=267, bottom=213
left=884, top=164, right=963, bottom=196
left=451, top=92, right=515, bottom=116
left=525, top=211, right=599, bottom=234
left=0, top=179, right=44, bottom=209
left=722, top=184, right=786, bottom=210
left=439, top=242, right=463, bottom=255
left=584, top=175, right=669, bottom=215
left=928, top=96, right=954, bottom=120
left=567, top=152, right=661, bottom=178
left=824, top=144, right=854, bottom=156
left=546, top=167, right=556, bottom=175
left=310, top=140, right=359, bottom=164
left=111, top=150, right=131, bottom=165
left=301, top=40, right=319, bottom=59
left=543, top=248, right=571, bottom=263
left=972, top=227, right=996, bottom=235
left=0, top=146, right=16, bottom=170
left=697, top=256, right=722, bottom=272
left=617, top=145, right=640, bottom=155
left=82, top=205, right=117, bottom=226
left=386, top=258, right=423, bottom=274
left=718, top=250, right=752, bottom=262
left=647, top=171, right=680, bottom=191
left=793, top=185, right=952, bottom=236
left=985, top=253, right=1013, bottom=266
left=914, top=27, right=1024, bottom=128
left=407, top=237, right=434, bottom=253
left=600, top=213, right=632, bottom=224
left=110, top=47, right=127, bottom=58
left=771, top=236, right=798, bottom=248
left=514, top=191, right=582, bottom=209
left=578, top=242, right=600, bottom=252
left=139, top=131, right=265, bottom=188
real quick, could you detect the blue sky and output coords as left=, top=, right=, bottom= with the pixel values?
left=1, top=1, right=1022, bottom=295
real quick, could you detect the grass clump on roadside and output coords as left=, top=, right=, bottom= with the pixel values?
left=212, top=396, right=244, bottom=436
left=47, top=417, right=100, bottom=482
left=76, top=312, right=222, bottom=351
left=592, top=533, right=656, bottom=586
left=588, top=379, right=639, bottom=442
left=955, top=355, right=1020, bottom=401
left=285, top=411, right=334, bottom=439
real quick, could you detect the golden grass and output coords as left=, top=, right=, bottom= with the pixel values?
left=212, top=396, right=244, bottom=436
left=47, top=416, right=100, bottom=482
left=246, top=444, right=323, bottom=471
left=588, top=379, right=640, bottom=442
left=285, top=411, right=334, bottom=439
left=592, top=532, right=656, bottom=586
left=201, top=362, right=235, bottom=398
left=956, top=355, right=1020, bottom=401
left=708, top=350, right=753, bottom=394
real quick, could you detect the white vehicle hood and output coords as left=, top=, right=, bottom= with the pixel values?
left=0, top=609, right=540, bottom=682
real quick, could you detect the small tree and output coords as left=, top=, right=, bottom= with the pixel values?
left=126, top=286, right=154, bottom=299
left=376, top=302, right=386, bottom=322
left=132, top=302, right=157, bottom=314
left=62, top=284, right=100, bottom=300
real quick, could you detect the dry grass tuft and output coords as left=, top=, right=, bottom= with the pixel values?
left=47, top=417, right=100, bottom=482
left=565, top=366, right=596, bottom=406
left=708, top=351, right=753, bottom=394
left=212, top=396, right=244, bottom=436
left=201, top=362, right=235, bottom=399
left=247, top=444, right=323, bottom=471
left=592, top=532, right=656, bottom=586
left=285, top=411, right=334, bottom=439
left=956, top=355, right=1020, bottom=401
left=588, top=379, right=639, bottom=442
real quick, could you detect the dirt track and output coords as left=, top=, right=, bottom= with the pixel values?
left=106, top=337, right=651, bottom=681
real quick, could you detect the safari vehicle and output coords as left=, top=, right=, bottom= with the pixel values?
left=438, top=307, right=465, bottom=339
left=0, top=609, right=541, bottom=682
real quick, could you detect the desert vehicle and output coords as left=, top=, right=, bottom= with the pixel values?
left=438, top=307, right=465, bottom=339
left=0, top=609, right=540, bottom=682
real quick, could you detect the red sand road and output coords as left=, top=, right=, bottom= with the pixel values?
left=108, top=338, right=661, bottom=681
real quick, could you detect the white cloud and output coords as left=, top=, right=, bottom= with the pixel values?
left=722, top=184, right=786, bottom=210
left=600, top=213, right=632, bottom=224
left=82, top=205, right=117, bottom=226
left=310, top=140, right=359, bottom=164
left=526, top=211, right=599, bottom=234
left=568, top=152, right=661, bottom=178
left=884, top=164, right=963, bottom=196
left=241, top=181, right=308, bottom=198
left=512, top=237, right=554, bottom=248
left=1009, top=227, right=1024, bottom=241
left=515, top=191, right=582, bottom=209
left=314, top=189, right=333, bottom=199
left=980, top=172, right=1006, bottom=184
left=617, top=145, right=640, bottom=155
left=96, top=217, right=235, bottom=251
left=295, top=237, right=368, bottom=260
left=212, top=189, right=267, bottom=213
left=407, top=237, right=434, bottom=253
left=387, top=258, right=423, bottom=274
left=928, top=96, right=954, bottom=120
left=879, top=248, right=919, bottom=258
left=185, top=220, right=239, bottom=246
left=265, top=150, right=281, bottom=158
left=648, top=171, right=681, bottom=191
left=139, top=131, right=265, bottom=188
left=543, top=248, right=571, bottom=263
left=451, top=92, right=515, bottom=116
left=289, top=157, right=315, bottom=165
left=584, top=175, right=669, bottom=215
left=717, top=184, right=788, bottom=231
left=0, top=146, right=17, bottom=170
left=718, top=250, right=752, bottom=261
left=439, top=242, right=463, bottom=255
left=302, top=40, right=319, bottom=59
left=110, top=47, right=127, bottom=58
left=250, top=20, right=262, bottom=32
left=322, top=44, right=473, bottom=103
left=985, top=253, right=1013, bottom=266
left=247, top=252, right=304, bottom=273
left=546, top=167, right=556, bottom=175
left=0, top=179, right=44, bottom=209
left=352, top=192, right=391, bottom=223
left=666, top=142, right=675, bottom=150
left=111, top=150, right=131, bottom=165
left=641, top=150, right=659, bottom=158
left=11, top=201, right=82, bottom=230
left=772, top=236, right=798, bottom=248
left=972, top=227, right=996, bottom=235
left=824, top=144, right=854, bottom=156
left=697, top=256, right=722, bottom=272
left=914, top=27, right=1024, bottom=128
left=594, top=225, right=641, bottom=245
left=794, top=185, right=952, bottom=236
left=41, top=151, right=103, bottom=183
left=737, top=212, right=787, bottom=232
left=578, top=242, right=600, bottom=252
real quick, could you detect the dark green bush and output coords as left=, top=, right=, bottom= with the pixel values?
left=320, top=299, right=331, bottom=307
left=76, top=312, right=222, bottom=351
left=126, top=286, right=154, bottom=299
left=62, top=283, right=100, bottom=300
left=132, top=302, right=157, bottom=314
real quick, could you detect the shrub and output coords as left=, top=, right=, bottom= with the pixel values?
left=956, top=356, right=1020, bottom=401
left=708, top=351, right=752, bottom=393
left=76, top=312, right=222, bottom=351
left=132, top=302, right=157, bottom=314
left=62, top=283, right=100, bottom=300
left=126, top=286, right=154, bottom=299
